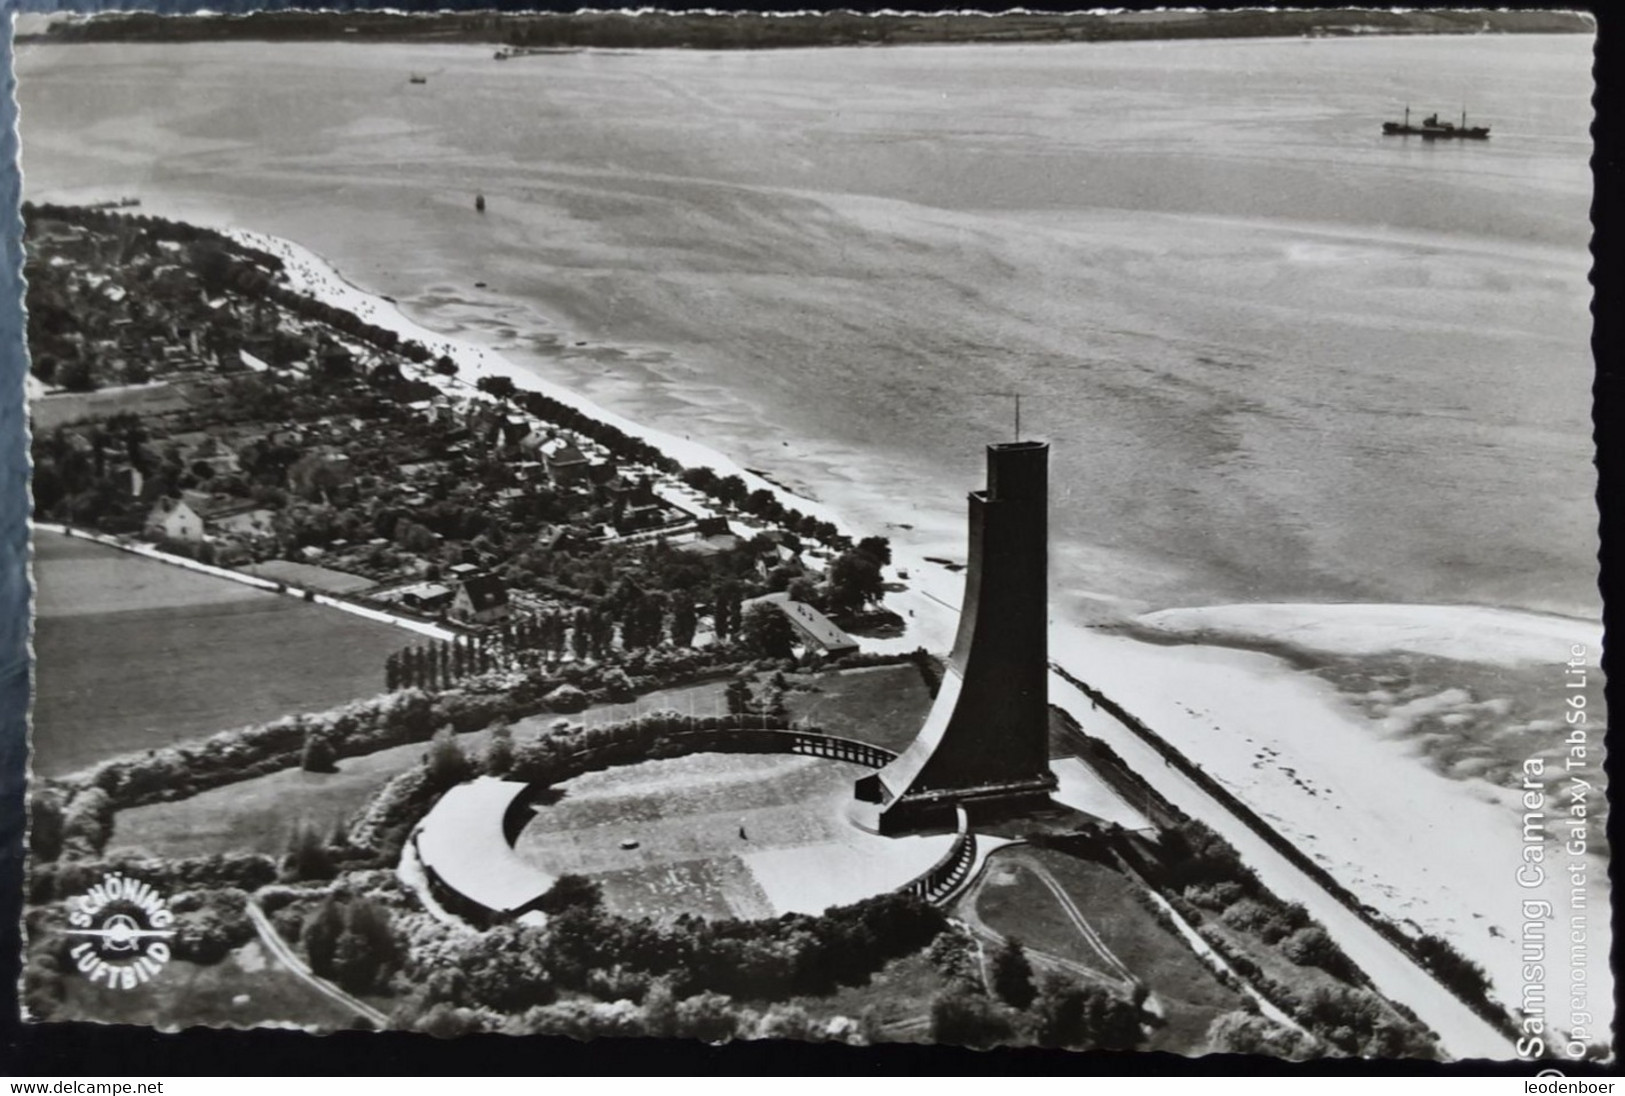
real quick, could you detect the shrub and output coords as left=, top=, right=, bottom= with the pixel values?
left=927, top=925, right=983, bottom=991
left=1032, top=973, right=1145, bottom=1051
left=535, top=873, right=602, bottom=916
left=1205, top=1010, right=1324, bottom=1060
left=484, top=724, right=515, bottom=777
left=282, top=822, right=337, bottom=883
left=168, top=888, right=255, bottom=966
left=301, top=734, right=337, bottom=774
left=28, top=791, right=66, bottom=863
left=544, top=684, right=587, bottom=713
left=426, top=727, right=472, bottom=788
left=930, top=985, right=1018, bottom=1049
left=60, top=787, right=116, bottom=858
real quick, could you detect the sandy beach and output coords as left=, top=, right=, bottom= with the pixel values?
left=16, top=34, right=1604, bottom=1054
left=210, top=224, right=1605, bottom=1050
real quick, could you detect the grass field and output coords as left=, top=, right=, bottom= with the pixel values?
left=51, top=940, right=365, bottom=1032
left=241, top=559, right=378, bottom=595
left=514, top=751, right=951, bottom=920
left=789, top=950, right=946, bottom=1040
left=971, top=847, right=1244, bottom=1054
left=32, top=532, right=410, bottom=777
left=110, top=678, right=757, bottom=859
left=783, top=664, right=934, bottom=752
left=30, top=382, right=193, bottom=431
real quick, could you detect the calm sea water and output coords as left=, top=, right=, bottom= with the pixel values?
left=17, top=33, right=1597, bottom=619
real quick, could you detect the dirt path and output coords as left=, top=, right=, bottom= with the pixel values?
left=244, top=899, right=390, bottom=1029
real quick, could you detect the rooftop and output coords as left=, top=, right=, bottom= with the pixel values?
left=416, top=777, right=554, bottom=915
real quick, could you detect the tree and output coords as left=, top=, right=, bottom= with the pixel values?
left=826, top=550, right=884, bottom=614
left=1032, top=974, right=1143, bottom=1051
left=426, top=726, right=472, bottom=787
left=990, top=936, right=1036, bottom=1009
left=57, top=358, right=96, bottom=392
left=536, top=873, right=603, bottom=915
left=930, top=985, right=1016, bottom=1049
left=281, top=822, right=336, bottom=883
left=714, top=582, right=742, bottom=639
left=855, top=535, right=892, bottom=566
left=673, top=992, right=741, bottom=1042
left=301, top=733, right=337, bottom=774
left=330, top=897, right=403, bottom=995
left=301, top=895, right=346, bottom=976
left=669, top=599, right=698, bottom=648
left=740, top=603, right=796, bottom=660
left=433, top=355, right=459, bottom=376
left=28, top=792, right=64, bottom=863
left=544, top=683, right=588, bottom=713
left=485, top=723, right=515, bottom=777
left=1204, top=1010, right=1323, bottom=1061
left=477, top=375, right=518, bottom=401
left=725, top=678, right=754, bottom=716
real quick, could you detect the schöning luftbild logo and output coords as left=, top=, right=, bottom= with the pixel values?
left=65, top=872, right=175, bottom=988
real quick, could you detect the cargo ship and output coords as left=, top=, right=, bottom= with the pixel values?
left=1382, top=106, right=1490, bottom=140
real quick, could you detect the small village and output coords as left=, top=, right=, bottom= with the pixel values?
left=25, top=204, right=895, bottom=669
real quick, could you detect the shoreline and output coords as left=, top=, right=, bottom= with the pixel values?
left=40, top=208, right=1605, bottom=1053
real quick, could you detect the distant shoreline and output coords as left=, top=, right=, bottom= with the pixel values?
left=25, top=8, right=1593, bottom=50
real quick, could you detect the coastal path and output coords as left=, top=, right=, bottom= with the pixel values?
left=1048, top=671, right=1515, bottom=1060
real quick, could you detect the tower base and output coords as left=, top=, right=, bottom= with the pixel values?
left=851, top=771, right=1058, bottom=836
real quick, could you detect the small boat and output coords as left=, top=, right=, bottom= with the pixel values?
left=474, top=194, right=486, bottom=213
left=1382, top=106, right=1490, bottom=141
left=409, top=74, right=428, bottom=85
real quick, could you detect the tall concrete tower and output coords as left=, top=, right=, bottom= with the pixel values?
left=855, top=440, right=1056, bottom=834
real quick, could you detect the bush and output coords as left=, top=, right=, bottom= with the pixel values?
left=927, top=925, right=983, bottom=991
left=301, top=734, right=338, bottom=774
left=534, top=873, right=601, bottom=915
left=544, top=684, right=587, bottom=713
left=60, top=787, right=116, bottom=858
left=28, top=791, right=66, bottom=863
left=331, top=897, right=404, bottom=995
left=484, top=724, right=515, bottom=777
left=1031, top=973, right=1144, bottom=1051
left=930, top=986, right=1018, bottom=1049
left=30, top=854, right=277, bottom=905
left=1205, top=1010, right=1324, bottom=1060
left=282, top=822, right=337, bottom=883
left=168, top=888, right=255, bottom=965
left=426, top=727, right=472, bottom=788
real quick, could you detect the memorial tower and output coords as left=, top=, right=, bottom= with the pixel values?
left=855, top=440, right=1056, bottom=834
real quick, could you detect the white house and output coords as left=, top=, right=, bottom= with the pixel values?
left=145, top=497, right=205, bottom=544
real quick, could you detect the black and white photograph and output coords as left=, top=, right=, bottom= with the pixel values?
left=4, top=4, right=1608, bottom=1069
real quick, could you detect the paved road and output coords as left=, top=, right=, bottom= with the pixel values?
left=1049, top=672, right=1515, bottom=1061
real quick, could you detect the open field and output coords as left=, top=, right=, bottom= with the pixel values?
left=29, top=381, right=194, bottom=431
left=110, top=748, right=409, bottom=858
left=782, top=663, right=933, bottom=753
left=111, top=676, right=744, bottom=859
left=514, top=751, right=952, bottom=920
left=49, top=940, right=366, bottom=1031
left=241, top=559, right=378, bottom=595
left=789, top=950, right=946, bottom=1041
left=971, top=847, right=1244, bottom=1054
left=32, top=534, right=411, bottom=777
